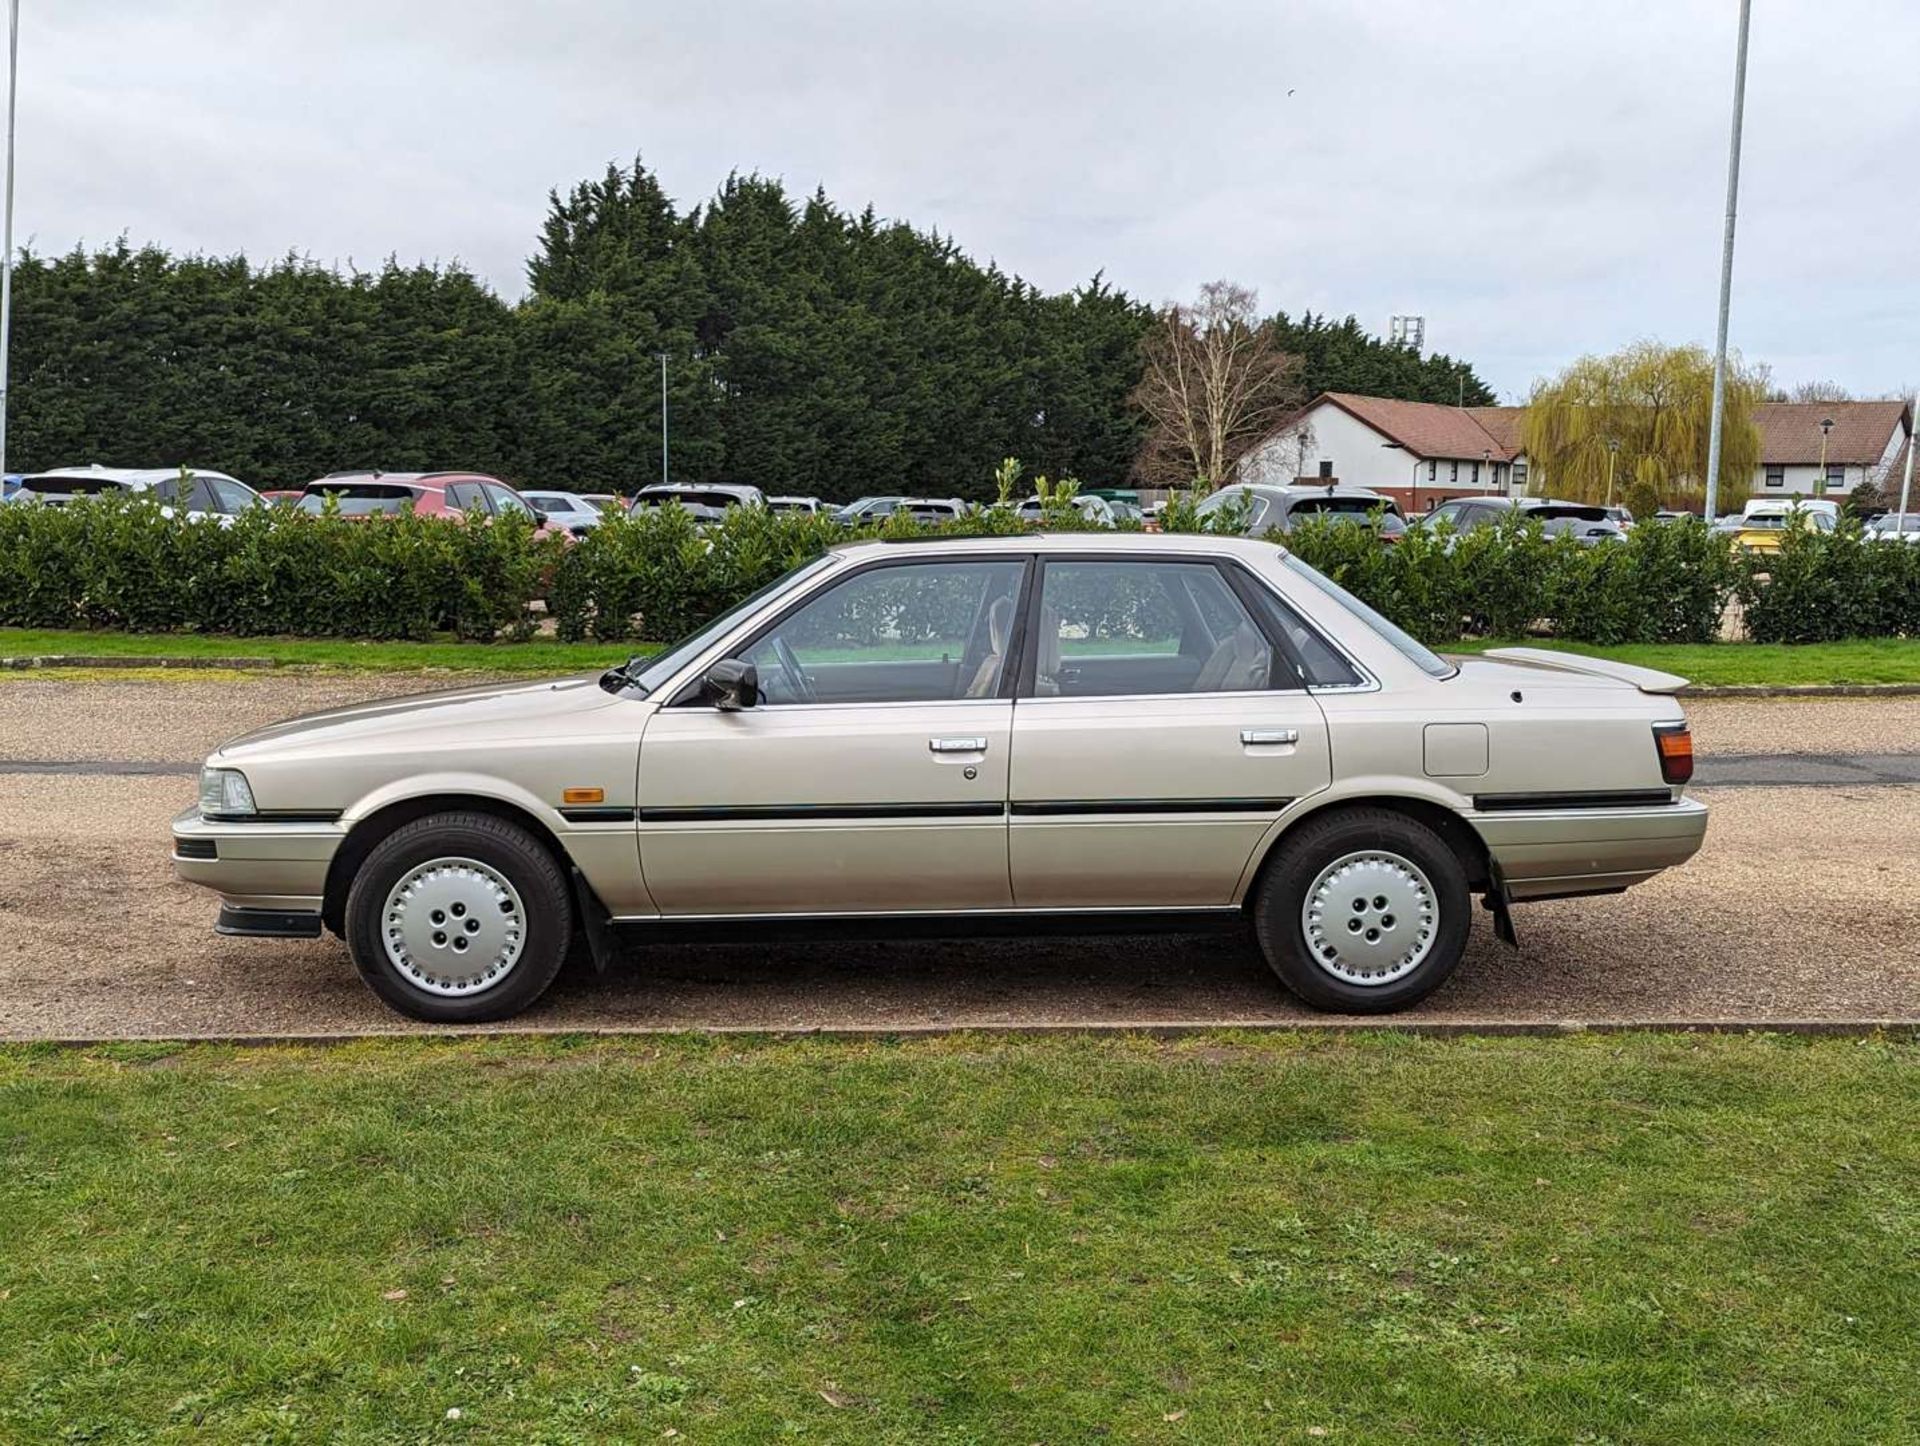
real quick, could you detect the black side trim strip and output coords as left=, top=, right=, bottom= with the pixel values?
left=560, top=806, right=637, bottom=823
left=202, top=810, right=345, bottom=824
left=1012, top=796, right=1294, bottom=817
left=1472, top=789, right=1676, bottom=812
left=640, top=802, right=1006, bottom=824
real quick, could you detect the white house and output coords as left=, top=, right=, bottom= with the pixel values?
left=1240, top=393, right=1528, bottom=512
left=1749, top=401, right=1910, bottom=499
left=1242, top=392, right=1914, bottom=511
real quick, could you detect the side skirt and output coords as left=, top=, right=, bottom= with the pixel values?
left=606, top=908, right=1248, bottom=949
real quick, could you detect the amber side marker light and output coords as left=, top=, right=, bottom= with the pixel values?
left=1653, top=724, right=1693, bottom=785
left=562, top=787, right=605, bottom=805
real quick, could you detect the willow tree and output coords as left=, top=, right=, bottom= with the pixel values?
left=1519, top=342, right=1765, bottom=510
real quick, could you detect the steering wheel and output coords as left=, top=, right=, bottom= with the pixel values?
left=770, top=635, right=817, bottom=703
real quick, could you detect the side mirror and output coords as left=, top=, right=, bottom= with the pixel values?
left=529, top=509, right=550, bottom=525
left=701, top=658, right=759, bottom=711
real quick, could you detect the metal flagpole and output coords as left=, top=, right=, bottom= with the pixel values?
left=658, top=352, right=668, bottom=486
left=1702, top=0, right=1752, bottom=522
left=0, top=0, right=20, bottom=485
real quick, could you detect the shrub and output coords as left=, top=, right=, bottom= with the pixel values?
left=1739, top=522, right=1920, bottom=643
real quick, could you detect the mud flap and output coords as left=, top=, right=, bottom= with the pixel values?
left=1483, top=861, right=1519, bottom=949
left=570, top=868, right=618, bottom=973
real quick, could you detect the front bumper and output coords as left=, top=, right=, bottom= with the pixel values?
left=171, top=806, right=347, bottom=926
left=1468, top=796, right=1709, bottom=901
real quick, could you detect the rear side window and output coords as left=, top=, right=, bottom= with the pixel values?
left=1281, top=554, right=1454, bottom=680
left=208, top=479, right=258, bottom=514
left=1238, top=578, right=1364, bottom=688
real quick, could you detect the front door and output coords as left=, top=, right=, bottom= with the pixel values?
left=637, top=555, right=1029, bottom=915
left=1008, top=555, right=1333, bottom=909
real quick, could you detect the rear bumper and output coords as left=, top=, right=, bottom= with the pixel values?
left=1468, top=796, right=1708, bottom=901
left=171, top=806, right=345, bottom=920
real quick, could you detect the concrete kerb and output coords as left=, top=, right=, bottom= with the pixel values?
left=6, top=1018, right=1917, bottom=1048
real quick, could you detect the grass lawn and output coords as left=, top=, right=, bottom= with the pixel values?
left=1, top=1032, right=1913, bottom=1443
left=0, top=627, right=650, bottom=675
left=1448, top=637, right=1920, bottom=687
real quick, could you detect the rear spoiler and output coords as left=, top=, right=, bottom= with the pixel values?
left=1482, top=646, right=1689, bottom=695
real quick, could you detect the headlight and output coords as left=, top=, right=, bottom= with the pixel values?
left=198, top=767, right=257, bottom=818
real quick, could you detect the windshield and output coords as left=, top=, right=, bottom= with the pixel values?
left=1280, top=554, right=1454, bottom=679
left=620, top=554, right=839, bottom=696
left=1290, top=496, right=1393, bottom=518
left=298, top=486, right=419, bottom=516
left=633, top=489, right=747, bottom=512
left=1528, top=503, right=1609, bottom=522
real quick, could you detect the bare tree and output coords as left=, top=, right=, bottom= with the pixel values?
left=1781, top=380, right=1854, bottom=403
left=1130, top=281, right=1302, bottom=488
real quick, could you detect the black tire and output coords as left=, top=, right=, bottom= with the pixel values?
left=344, top=811, right=574, bottom=1023
left=1251, top=807, right=1472, bottom=1013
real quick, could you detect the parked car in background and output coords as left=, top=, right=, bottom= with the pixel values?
left=1731, top=504, right=1837, bottom=554
left=831, top=495, right=907, bottom=526
left=1541, top=515, right=1628, bottom=546
left=1867, top=512, right=1920, bottom=543
left=1600, top=505, right=1634, bottom=529
left=175, top=533, right=1707, bottom=1023
left=830, top=495, right=971, bottom=526
left=578, top=493, right=626, bottom=513
left=1015, top=494, right=1116, bottom=527
left=1196, top=484, right=1403, bottom=538
left=297, top=472, right=553, bottom=531
left=629, top=483, right=766, bottom=523
left=16, top=465, right=263, bottom=524
left=258, top=489, right=305, bottom=507
left=766, top=495, right=827, bottom=515
left=1416, top=496, right=1610, bottom=537
left=1, top=473, right=20, bottom=501
left=519, top=490, right=605, bottom=535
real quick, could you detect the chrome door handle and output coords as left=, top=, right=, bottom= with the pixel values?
left=1241, top=728, right=1299, bottom=745
left=929, top=736, right=989, bottom=754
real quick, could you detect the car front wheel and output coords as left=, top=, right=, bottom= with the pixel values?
left=1252, top=807, right=1472, bottom=1013
left=344, top=811, right=573, bottom=1023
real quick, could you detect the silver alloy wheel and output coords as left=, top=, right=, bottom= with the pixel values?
left=381, top=856, right=527, bottom=997
left=1300, top=849, right=1438, bottom=986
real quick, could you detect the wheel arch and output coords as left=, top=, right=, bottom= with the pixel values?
left=322, top=793, right=579, bottom=937
left=1239, top=792, right=1493, bottom=911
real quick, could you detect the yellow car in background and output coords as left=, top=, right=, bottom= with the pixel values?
left=1731, top=502, right=1837, bottom=554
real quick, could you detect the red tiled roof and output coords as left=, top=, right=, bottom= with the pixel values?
left=1316, top=393, right=1519, bottom=462
left=1752, top=401, right=1908, bottom=466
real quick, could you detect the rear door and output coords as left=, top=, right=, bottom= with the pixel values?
left=1008, top=555, right=1332, bottom=909
left=636, top=554, right=1030, bottom=915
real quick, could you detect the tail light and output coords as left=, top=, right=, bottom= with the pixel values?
left=1653, top=723, right=1693, bottom=785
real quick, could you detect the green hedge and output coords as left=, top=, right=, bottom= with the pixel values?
left=1734, top=523, right=1920, bottom=643
left=1275, top=513, right=1743, bottom=645
left=3, top=493, right=1916, bottom=649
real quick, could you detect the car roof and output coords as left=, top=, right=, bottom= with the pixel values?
left=304, top=471, right=507, bottom=491
left=845, top=532, right=1289, bottom=560
left=25, top=465, right=243, bottom=488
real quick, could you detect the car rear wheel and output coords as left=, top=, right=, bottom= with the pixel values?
left=344, top=811, right=573, bottom=1023
left=1252, top=808, right=1471, bottom=1013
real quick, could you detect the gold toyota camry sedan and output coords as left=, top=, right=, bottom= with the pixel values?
left=173, top=534, right=1708, bottom=1022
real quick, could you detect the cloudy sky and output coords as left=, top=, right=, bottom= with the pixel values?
left=27, top=0, right=1920, bottom=399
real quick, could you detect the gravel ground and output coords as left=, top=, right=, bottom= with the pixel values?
left=1, top=676, right=1916, bottom=1038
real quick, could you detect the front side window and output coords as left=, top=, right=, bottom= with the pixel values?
left=209, top=478, right=259, bottom=514
left=741, top=559, right=1026, bottom=705
left=1032, top=559, right=1276, bottom=697
left=486, top=485, right=535, bottom=517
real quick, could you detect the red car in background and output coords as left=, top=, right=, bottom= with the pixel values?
left=296, top=471, right=561, bottom=535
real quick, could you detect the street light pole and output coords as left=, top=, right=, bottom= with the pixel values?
left=1815, top=416, right=1833, bottom=496
left=1703, top=0, right=1753, bottom=523
left=1896, top=394, right=1915, bottom=535
left=657, top=352, right=668, bottom=486
left=1606, top=437, right=1620, bottom=507
left=0, top=0, right=20, bottom=485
